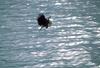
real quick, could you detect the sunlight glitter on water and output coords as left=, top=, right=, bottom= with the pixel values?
left=0, top=0, right=100, bottom=68
left=55, top=3, right=62, bottom=6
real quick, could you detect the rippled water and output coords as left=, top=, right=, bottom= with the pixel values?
left=0, top=0, right=100, bottom=68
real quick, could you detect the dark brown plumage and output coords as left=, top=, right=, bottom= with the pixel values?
left=37, top=14, right=52, bottom=29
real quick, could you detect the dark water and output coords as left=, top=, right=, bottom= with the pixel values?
left=0, top=0, right=100, bottom=68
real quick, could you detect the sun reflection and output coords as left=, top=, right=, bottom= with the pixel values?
left=26, top=19, right=32, bottom=22
left=58, top=49, right=68, bottom=52
left=54, top=47, right=91, bottom=66
left=96, top=34, right=100, bottom=37
left=28, top=27, right=32, bottom=29
left=61, top=0, right=66, bottom=2
left=67, top=35, right=90, bottom=39
left=30, top=51, right=47, bottom=57
left=26, top=3, right=30, bottom=6
left=33, top=64, right=46, bottom=68
left=50, top=62, right=58, bottom=66
left=67, top=41, right=89, bottom=46
left=50, top=61, right=64, bottom=66
left=55, top=3, right=62, bottom=6
left=58, top=43, right=65, bottom=46
left=67, top=24, right=83, bottom=27
left=39, top=4, right=47, bottom=7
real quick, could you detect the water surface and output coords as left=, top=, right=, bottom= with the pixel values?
left=0, top=0, right=100, bottom=68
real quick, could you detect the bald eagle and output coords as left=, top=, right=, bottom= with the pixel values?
left=37, top=13, right=52, bottom=30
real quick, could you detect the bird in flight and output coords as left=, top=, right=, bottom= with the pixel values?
left=37, top=13, right=52, bottom=30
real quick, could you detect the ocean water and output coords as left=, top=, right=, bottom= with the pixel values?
left=0, top=0, right=100, bottom=68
